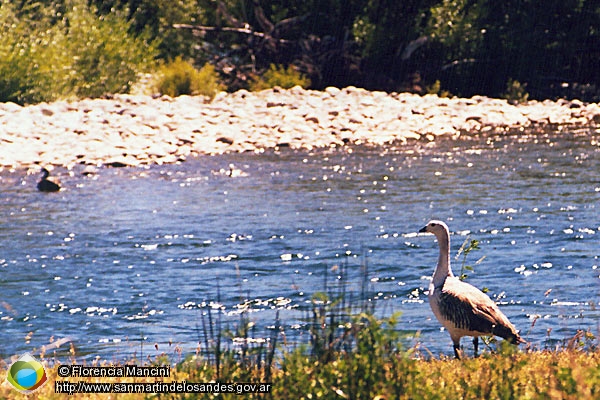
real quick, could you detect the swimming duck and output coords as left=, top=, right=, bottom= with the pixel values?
left=37, top=168, right=61, bottom=192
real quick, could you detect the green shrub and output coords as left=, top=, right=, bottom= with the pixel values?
left=503, top=78, right=530, bottom=104
left=62, top=3, right=157, bottom=99
left=249, top=64, right=311, bottom=91
left=426, top=79, right=452, bottom=97
left=0, top=0, right=156, bottom=104
left=0, top=2, right=40, bottom=103
left=154, top=57, right=224, bottom=98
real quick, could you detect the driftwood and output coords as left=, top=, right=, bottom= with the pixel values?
left=173, top=24, right=290, bottom=42
left=173, top=1, right=314, bottom=89
left=174, top=23, right=263, bottom=37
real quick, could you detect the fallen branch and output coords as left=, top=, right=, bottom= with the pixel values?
left=173, top=24, right=294, bottom=44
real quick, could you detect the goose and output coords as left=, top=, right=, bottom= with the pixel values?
left=419, top=220, right=524, bottom=358
left=37, top=167, right=61, bottom=192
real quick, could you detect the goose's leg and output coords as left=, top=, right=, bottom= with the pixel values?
left=473, top=337, right=479, bottom=357
left=453, top=341, right=461, bottom=359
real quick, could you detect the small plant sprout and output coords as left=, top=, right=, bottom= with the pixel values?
left=456, top=236, right=486, bottom=285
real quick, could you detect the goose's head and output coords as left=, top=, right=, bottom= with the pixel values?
left=419, top=220, right=449, bottom=238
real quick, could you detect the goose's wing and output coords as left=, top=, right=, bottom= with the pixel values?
left=439, top=277, right=520, bottom=341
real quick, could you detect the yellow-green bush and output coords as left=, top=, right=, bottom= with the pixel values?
left=249, top=64, right=311, bottom=91
left=0, top=0, right=156, bottom=104
left=0, top=2, right=40, bottom=103
left=426, top=79, right=453, bottom=98
left=154, top=57, right=224, bottom=98
left=62, top=3, right=156, bottom=99
left=503, top=78, right=530, bottom=104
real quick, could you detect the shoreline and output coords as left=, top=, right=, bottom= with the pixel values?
left=1, top=86, right=599, bottom=169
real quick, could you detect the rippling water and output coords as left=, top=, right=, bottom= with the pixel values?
left=1, top=126, right=599, bottom=361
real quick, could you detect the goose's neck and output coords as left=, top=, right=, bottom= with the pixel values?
left=41, top=169, right=50, bottom=179
left=432, top=231, right=453, bottom=286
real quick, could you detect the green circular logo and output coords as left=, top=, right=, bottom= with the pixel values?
left=6, top=353, right=48, bottom=394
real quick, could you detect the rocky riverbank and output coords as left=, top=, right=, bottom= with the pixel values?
left=1, top=86, right=599, bottom=169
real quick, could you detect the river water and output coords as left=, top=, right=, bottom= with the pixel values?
left=1, top=126, right=599, bottom=361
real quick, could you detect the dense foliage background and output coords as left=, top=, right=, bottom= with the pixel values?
left=1, top=0, right=599, bottom=103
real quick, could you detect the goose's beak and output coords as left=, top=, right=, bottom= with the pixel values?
left=419, top=226, right=428, bottom=233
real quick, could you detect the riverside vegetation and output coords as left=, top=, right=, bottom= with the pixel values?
left=2, top=330, right=599, bottom=399
left=2, top=0, right=600, bottom=104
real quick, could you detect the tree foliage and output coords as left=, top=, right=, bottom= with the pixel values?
left=179, top=0, right=600, bottom=99
left=2, top=0, right=599, bottom=102
left=424, top=0, right=600, bottom=99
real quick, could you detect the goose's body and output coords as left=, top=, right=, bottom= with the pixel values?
left=37, top=168, right=61, bottom=192
left=420, top=220, right=524, bottom=358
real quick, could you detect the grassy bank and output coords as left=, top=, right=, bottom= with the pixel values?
left=2, top=342, right=599, bottom=399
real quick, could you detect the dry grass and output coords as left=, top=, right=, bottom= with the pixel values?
left=2, top=331, right=599, bottom=399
